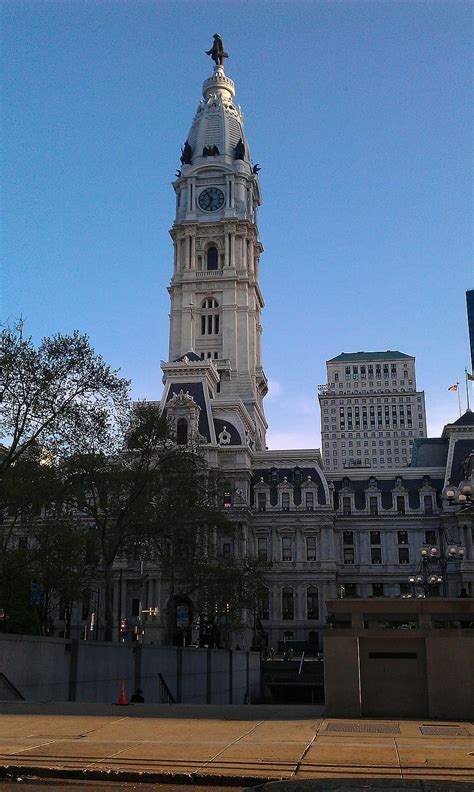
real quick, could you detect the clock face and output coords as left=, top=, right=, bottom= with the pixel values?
left=198, top=187, right=225, bottom=212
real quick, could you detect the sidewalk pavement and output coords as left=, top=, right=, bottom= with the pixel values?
left=0, top=702, right=472, bottom=787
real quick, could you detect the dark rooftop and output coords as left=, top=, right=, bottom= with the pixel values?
left=449, top=410, right=474, bottom=428
left=410, top=438, right=448, bottom=468
left=173, top=351, right=202, bottom=363
left=328, top=351, right=413, bottom=363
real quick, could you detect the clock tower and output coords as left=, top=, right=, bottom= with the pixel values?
left=162, top=42, right=268, bottom=450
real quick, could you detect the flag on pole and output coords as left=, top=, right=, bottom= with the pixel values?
left=448, top=384, right=459, bottom=391
left=467, top=372, right=474, bottom=382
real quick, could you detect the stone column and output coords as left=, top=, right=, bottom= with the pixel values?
left=231, top=233, right=236, bottom=268
left=190, top=234, right=196, bottom=269
left=248, top=240, right=254, bottom=275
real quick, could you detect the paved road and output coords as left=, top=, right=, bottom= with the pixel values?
left=0, top=703, right=472, bottom=786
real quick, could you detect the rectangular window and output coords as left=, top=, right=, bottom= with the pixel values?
left=201, top=316, right=206, bottom=335
left=257, top=492, right=266, bottom=511
left=343, top=530, right=353, bottom=545
left=372, top=583, right=384, bottom=597
left=370, top=531, right=381, bottom=545
left=343, top=583, right=357, bottom=597
left=305, top=491, right=314, bottom=510
left=282, top=588, right=294, bottom=620
left=282, top=537, right=292, bottom=561
left=369, top=496, right=378, bottom=515
left=396, top=496, right=405, bottom=514
left=281, top=492, right=290, bottom=511
left=425, top=529, right=436, bottom=545
left=222, top=542, right=231, bottom=558
left=423, top=495, right=433, bottom=514
left=257, top=537, right=268, bottom=560
left=371, top=547, right=382, bottom=564
left=18, top=536, right=28, bottom=549
left=306, top=536, right=317, bottom=561
left=397, top=530, right=408, bottom=545
left=342, top=496, right=351, bottom=515
left=307, top=588, right=319, bottom=620
left=343, top=547, right=355, bottom=565
left=259, top=590, right=269, bottom=621
left=398, top=547, right=410, bottom=564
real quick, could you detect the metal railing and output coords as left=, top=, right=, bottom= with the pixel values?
left=158, top=673, right=175, bottom=704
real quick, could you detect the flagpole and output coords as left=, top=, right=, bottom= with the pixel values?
left=466, top=369, right=471, bottom=411
left=457, top=380, right=462, bottom=417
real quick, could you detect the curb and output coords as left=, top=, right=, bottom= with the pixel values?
left=0, top=763, right=276, bottom=787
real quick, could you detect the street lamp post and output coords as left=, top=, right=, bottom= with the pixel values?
left=406, top=541, right=465, bottom=598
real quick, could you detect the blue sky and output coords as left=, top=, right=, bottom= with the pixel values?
left=2, top=0, right=472, bottom=449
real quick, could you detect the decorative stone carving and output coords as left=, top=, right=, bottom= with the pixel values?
left=218, top=425, right=231, bottom=445
left=166, top=390, right=204, bottom=444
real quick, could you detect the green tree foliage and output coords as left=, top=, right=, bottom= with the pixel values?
left=0, top=324, right=270, bottom=644
left=0, top=321, right=130, bottom=473
left=0, top=322, right=128, bottom=633
left=141, top=449, right=270, bottom=646
left=63, top=402, right=171, bottom=641
left=0, top=449, right=98, bottom=634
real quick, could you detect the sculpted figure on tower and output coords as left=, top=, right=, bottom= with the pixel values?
left=206, top=34, right=228, bottom=67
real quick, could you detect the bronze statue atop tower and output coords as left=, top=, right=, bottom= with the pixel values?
left=205, top=34, right=228, bottom=67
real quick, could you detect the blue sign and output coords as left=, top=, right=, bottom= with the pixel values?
left=176, top=605, right=189, bottom=627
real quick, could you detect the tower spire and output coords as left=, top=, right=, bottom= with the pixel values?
left=162, top=42, right=268, bottom=450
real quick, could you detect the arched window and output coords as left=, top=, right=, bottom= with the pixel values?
left=282, top=587, right=294, bottom=620
left=207, top=246, right=218, bottom=270
left=200, top=297, right=220, bottom=335
left=176, top=418, right=188, bottom=445
left=307, top=587, right=319, bottom=620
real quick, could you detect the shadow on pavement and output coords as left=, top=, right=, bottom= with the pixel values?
left=0, top=702, right=325, bottom=721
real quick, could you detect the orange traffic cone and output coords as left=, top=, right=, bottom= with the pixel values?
left=118, top=680, right=127, bottom=705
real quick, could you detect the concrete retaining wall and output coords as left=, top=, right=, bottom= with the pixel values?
left=0, top=634, right=260, bottom=705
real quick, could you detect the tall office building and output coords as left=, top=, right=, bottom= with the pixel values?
left=318, top=352, right=427, bottom=471
left=466, top=290, right=474, bottom=373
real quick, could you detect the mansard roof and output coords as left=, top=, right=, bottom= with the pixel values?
left=328, top=351, right=413, bottom=363
left=165, top=381, right=211, bottom=442
left=252, top=467, right=328, bottom=506
left=410, top=438, right=449, bottom=468
left=450, top=409, right=474, bottom=427
left=173, top=351, right=202, bottom=363
left=450, top=438, right=474, bottom=485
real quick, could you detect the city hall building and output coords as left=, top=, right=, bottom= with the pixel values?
left=116, top=49, right=471, bottom=650
left=27, top=45, right=467, bottom=649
